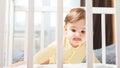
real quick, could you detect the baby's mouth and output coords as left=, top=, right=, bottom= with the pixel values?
left=73, top=38, right=81, bottom=41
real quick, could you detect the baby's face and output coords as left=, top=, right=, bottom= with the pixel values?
left=64, top=19, right=86, bottom=47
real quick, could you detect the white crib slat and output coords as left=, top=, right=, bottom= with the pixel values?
left=26, top=0, right=34, bottom=68
left=4, top=0, right=10, bottom=66
left=93, top=7, right=115, bottom=14
left=8, top=0, right=14, bottom=65
left=86, top=0, right=93, bottom=68
left=40, top=14, right=45, bottom=50
left=24, top=13, right=28, bottom=61
left=114, top=0, right=120, bottom=68
left=56, top=0, right=63, bottom=68
left=0, top=0, right=6, bottom=67
left=101, top=14, right=106, bottom=64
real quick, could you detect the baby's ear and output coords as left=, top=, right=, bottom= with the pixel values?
left=64, top=25, right=68, bottom=34
left=64, top=25, right=67, bottom=32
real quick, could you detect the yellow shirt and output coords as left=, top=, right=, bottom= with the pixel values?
left=34, top=37, right=100, bottom=64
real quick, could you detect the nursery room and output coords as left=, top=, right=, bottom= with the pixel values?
left=0, top=0, right=120, bottom=68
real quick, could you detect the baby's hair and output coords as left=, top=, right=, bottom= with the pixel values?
left=64, top=8, right=85, bottom=25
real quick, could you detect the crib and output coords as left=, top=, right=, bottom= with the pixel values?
left=15, top=64, right=116, bottom=68
left=0, top=0, right=120, bottom=68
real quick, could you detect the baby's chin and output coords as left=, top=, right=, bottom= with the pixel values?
left=71, top=43, right=81, bottom=48
left=73, top=41, right=82, bottom=45
left=74, top=41, right=85, bottom=46
left=71, top=40, right=85, bottom=47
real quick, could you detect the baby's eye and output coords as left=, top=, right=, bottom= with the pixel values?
left=71, top=29, right=76, bottom=32
left=81, top=30, right=86, bottom=34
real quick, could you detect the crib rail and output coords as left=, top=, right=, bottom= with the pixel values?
left=114, top=0, right=120, bottom=68
left=0, top=0, right=6, bottom=67
left=86, top=0, right=93, bottom=68
left=56, top=0, right=63, bottom=68
left=25, top=0, right=34, bottom=68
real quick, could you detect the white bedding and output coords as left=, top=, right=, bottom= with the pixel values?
left=15, top=63, right=116, bottom=68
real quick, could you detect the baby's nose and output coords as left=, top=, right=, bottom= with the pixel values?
left=76, top=32, right=81, bottom=36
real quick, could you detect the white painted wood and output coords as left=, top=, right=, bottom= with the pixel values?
left=15, top=7, right=115, bottom=14
left=114, top=0, right=120, bottom=68
left=0, top=0, right=6, bottom=67
left=24, top=12, right=28, bottom=61
left=86, top=0, right=93, bottom=68
left=40, top=14, right=45, bottom=50
left=26, top=0, right=34, bottom=68
left=92, top=7, right=115, bottom=14
left=4, top=0, right=9, bottom=66
left=56, top=0, right=63, bottom=68
left=15, top=63, right=117, bottom=68
left=8, top=0, right=14, bottom=65
left=101, top=14, right=106, bottom=64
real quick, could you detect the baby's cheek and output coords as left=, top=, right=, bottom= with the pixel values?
left=68, top=32, right=74, bottom=36
left=83, top=39, right=86, bottom=42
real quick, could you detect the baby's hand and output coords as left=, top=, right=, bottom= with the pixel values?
left=8, top=61, right=27, bottom=68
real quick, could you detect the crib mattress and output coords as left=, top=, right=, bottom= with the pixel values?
left=15, top=63, right=116, bottom=68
